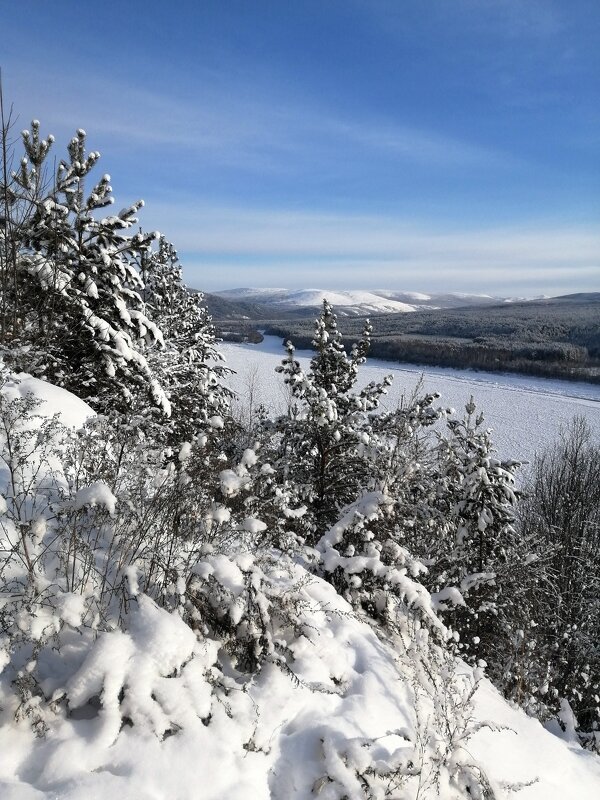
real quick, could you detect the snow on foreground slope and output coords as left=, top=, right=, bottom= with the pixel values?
left=2, top=586, right=600, bottom=800
left=0, top=378, right=599, bottom=799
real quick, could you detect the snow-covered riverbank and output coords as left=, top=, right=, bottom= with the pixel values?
left=223, top=335, right=600, bottom=465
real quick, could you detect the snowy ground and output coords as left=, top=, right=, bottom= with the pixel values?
left=223, top=335, right=600, bottom=467
left=1, top=557, right=599, bottom=799
left=1, top=372, right=600, bottom=799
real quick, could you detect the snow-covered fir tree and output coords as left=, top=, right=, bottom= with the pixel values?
left=271, top=299, right=392, bottom=542
left=0, top=121, right=167, bottom=413
left=430, top=398, right=539, bottom=685
left=139, top=236, right=232, bottom=442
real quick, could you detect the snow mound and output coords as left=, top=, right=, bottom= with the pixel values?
left=71, top=481, right=117, bottom=515
left=3, top=373, right=94, bottom=428
left=0, top=569, right=599, bottom=798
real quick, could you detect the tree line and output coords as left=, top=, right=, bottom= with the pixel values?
left=261, top=295, right=600, bottom=384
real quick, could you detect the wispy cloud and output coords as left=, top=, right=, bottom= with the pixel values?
left=361, top=0, right=565, bottom=41
left=5, top=63, right=512, bottom=173
left=319, top=118, right=514, bottom=168
left=146, top=203, right=598, bottom=259
left=141, top=202, right=599, bottom=295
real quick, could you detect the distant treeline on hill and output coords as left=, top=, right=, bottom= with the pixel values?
left=258, top=295, right=600, bottom=383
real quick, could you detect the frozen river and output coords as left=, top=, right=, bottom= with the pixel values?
left=222, top=335, right=600, bottom=467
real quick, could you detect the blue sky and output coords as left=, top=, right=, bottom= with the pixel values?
left=3, top=0, right=599, bottom=295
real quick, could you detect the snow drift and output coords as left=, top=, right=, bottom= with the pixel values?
left=0, top=375, right=598, bottom=799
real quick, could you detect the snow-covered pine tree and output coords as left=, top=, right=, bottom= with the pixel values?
left=139, top=236, right=232, bottom=442
left=271, top=300, right=392, bottom=543
left=431, top=398, right=538, bottom=683
left=0, top=121, right=168, bottom=414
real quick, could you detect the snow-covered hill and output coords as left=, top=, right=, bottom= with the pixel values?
left=213, top=287, right=506, bottom=316
left=1, top=376, right=599, bottom=799
left=279, top=289, right=418, bottom=313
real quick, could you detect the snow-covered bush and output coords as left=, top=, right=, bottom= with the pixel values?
left=315, top=491, right=443, bottom=637
left=62, top=592, right=217, bottom=745
left=0, top=376, right=308, bottom=730
left=0, top=383, right=102, bottom=731
left=308, top=626, right=502, bottom=800
left=186, top=549, right=318, bottom=676
left=517, top=417, right=600, bottom=749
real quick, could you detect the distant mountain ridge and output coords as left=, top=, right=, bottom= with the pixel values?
left=210, top=287, right=519, bottom=317
left=258, top=291, right=600, bottom=384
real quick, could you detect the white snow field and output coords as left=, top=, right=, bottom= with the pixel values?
left=1, top=595, right=600, bottom=800
left=0, top=375, right=599, bottom=799
left=223, top=335, right=600, bottom=468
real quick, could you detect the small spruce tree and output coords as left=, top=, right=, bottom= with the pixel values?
left=271, top=300, right=391, bottom=542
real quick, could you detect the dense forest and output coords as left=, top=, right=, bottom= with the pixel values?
left=0, top=118, right=599, bottom=796
left=260, top=297, right=600, bottom=383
